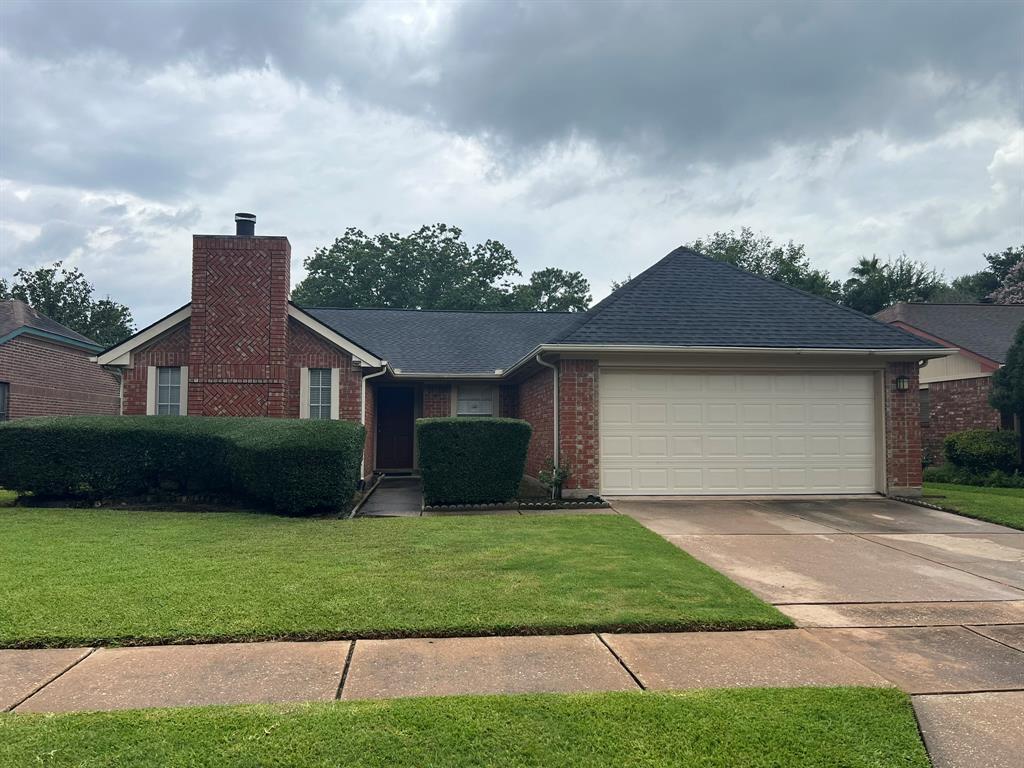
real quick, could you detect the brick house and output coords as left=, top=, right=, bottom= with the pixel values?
left=0, top=299, right=120, bottom=420
left=875, top=303, right=1024, bottom=464
left=97, top=214, right=950, bottom=497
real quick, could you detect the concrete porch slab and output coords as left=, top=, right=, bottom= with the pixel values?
left=667, top=533, right=1024, bottom=603
left=600, top=629, right=889, bottom=690
left=15, top=641, right=349, bottom=713
left=913, top=692, right=1024, bottom=768
left=767, top=499, right=1013, bottom=534
left=809, top=627, right=1024, bottom=694
left=969, top=624, right=1024, bottom=652
left=863, top=533, right=1024, bottom=589
left=614, top=499, right=836, bottom=535
left=341, top=635, right=638, bottom=700
left=0, top=648, right=92, bottom=712
left=780, top=601, right=1024, bottom=628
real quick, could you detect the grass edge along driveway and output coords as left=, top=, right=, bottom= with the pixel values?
left=0, top=688, right=929, bottom=768
left=0, top=509, right=789, bottom=648
left=924, top=481, right=1024, bottom=530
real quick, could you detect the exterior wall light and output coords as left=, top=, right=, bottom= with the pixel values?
left=894, top=375, right=910, bottom=392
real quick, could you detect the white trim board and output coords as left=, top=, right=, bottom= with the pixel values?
left=97, top=305, right=192, bottom=366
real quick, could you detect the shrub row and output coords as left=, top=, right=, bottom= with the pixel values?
left=417, top=417, right=532, bottom=505
left=943, top=429, right=1018, bottom=474
left=0, top=416, right=365, bottom=515
left=923, top=464, right=1024, bottom=488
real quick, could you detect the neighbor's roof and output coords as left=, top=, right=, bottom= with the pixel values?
left=550, top=248, right=943, bottom=351
left=304, top=307, right=578, bottom=374
left=874, top=302, right=1024, bottom=364
left=0, top=298, right=102, bottom=351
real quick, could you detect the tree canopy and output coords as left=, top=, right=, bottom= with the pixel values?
left=840, top=255, right=946, bottom=315
left=291, top=224, right=591, bottom=312
left=990, top=321, right=1024, bottom=420
left=0, top=262, right=134, bottom=346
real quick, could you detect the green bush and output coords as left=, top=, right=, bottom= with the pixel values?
left=924, top=464, right=1024, bottom=488
left=944, top=429, right=1018, bottom=474
left=0, top=416, right=364, bottom=515
left=417, top=417, right=532, bottom=505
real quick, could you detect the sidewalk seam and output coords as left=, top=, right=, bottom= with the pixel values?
left=335, top=640, right=356, bottom=699
left=961, top=624, right=1024, bottom=655
left=594, top=633, right=646, bottom=691
left=7, top=647, right=97, bottom=712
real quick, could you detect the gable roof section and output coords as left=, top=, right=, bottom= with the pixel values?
left=0, top=298, right=103, bottom=352
left=304, top=307, right=578, bottom=375
left=874, top=302, right=1024, bottom=364
left=552, top=248, right=946, bottom=352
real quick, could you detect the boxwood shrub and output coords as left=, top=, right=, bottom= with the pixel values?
left=0, top=415, right=365, bottom=515
left=944, top=429, right=1018, bottom=474
left=417, top=417, right=532, bottom=505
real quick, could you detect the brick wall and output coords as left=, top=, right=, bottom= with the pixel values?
left=422, top=383, right=452, bottom=417
left=123, top=322, right=191, bottom=415
left=885, top=361, right=923, bottom=495
left=285, top=320, right=361, bottom=421
left=518, top=367, right=555, bottom=478
left=558, top=360, right=599, bottom=493
left=923, top=377, right=1000, bottom=464
left=0, top=336, right=119, bottom=419
left=363, top=382, right=375, bottom=476
left=188, top=235, right=291, bottom=416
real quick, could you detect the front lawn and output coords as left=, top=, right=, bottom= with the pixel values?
left=924, top=481, right=1024, bottom=530
left=0, top=509, right=788, bottom=647
left=0, top=688, right=929, bottom=768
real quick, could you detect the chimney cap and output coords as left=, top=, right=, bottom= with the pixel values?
left=234, top=212, right=256, bottom=236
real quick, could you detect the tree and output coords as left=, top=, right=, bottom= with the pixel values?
left=990, top=321, right=1024, bottom=428
left=988, top=258, right=1024, bottom=304
left=292, top=223, right=591, bottom=311
left=984, top=245, right=1024, bottom=282
left=689, top=228, right=841, bottom=301
left=930, top=270, right=1001, bottom=303
left=3, top=262, right=135, bottom=346
left=841, top=255, right=946, bottom=315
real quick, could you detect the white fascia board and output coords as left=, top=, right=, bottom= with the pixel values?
left=499, top=343, right=959, bottom=378
left=96, top=306, right=192, bottom=365
left=287, top=306, right=383, bottom=367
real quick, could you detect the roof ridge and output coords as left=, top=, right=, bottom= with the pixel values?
left=300, top=305, right=576, bottom=315
left=550, top=247, right=690, bottom=342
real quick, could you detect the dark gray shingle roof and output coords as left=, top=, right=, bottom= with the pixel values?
left=874, top=302, right=1024, bottom=363
left=0, top=298, right=101, bottom=350
left=552, top=248, right=944, bottom=351
left=303, top=307, right=578, bottom=374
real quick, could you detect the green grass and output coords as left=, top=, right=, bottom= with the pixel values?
left=0, top=509, right=788, bottom=647
left=924, top=482, right=1024, bottom=530
left=0, top=689, right=929, bottom=768
left=0, top=489, right=16, bottom=507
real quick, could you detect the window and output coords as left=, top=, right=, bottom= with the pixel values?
left=156, top=367, right=181, bottom=415
left=308, top=368, right=332, bottom=420
left=919, top=387, right=930, bottom=426
left=0, top=382, right=8, bottom=421
left=457, top=383, right=495, bottom=416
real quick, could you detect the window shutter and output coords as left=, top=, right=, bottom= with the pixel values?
left=179, top=366, right=189, bottom=416
left=331, top=368, right=341, bottom=420
left=146, top=366, right=157, bottom=416
left=299, top=368, right=310, bottom=419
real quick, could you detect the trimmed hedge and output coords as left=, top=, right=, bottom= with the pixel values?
left=417, top=417, right=532, bottom=505
left=944, top=429, right=1018, bottom=474
left=0, top=416, right=365, bottom=515
left=923, top=464, right=1024, bottom=488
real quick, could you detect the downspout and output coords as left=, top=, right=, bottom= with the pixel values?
left=360, top=364, right=389, bottom=481
left=535, top=353, right=559, bottom=468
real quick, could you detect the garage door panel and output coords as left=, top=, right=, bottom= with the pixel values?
left=600, top=370, right=877, bottom=495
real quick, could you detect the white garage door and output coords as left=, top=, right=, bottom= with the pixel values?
left=600, top=370, right=877, bottom=495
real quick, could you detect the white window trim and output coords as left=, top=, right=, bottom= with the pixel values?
left=147, top=365, right=187, bottom=416
left=300, top=367, right=340, bottom=420
left=453, top=383, right=499, bottom=417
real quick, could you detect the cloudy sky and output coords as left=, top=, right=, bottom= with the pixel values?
left=1, top=0, right=1022, bottom=326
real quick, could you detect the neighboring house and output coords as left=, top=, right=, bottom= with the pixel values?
left=0, top=298, right=120, bottom=420
left=874, top=302, right=1024, bottom=463
left=97, top=214, right=950, bottom=497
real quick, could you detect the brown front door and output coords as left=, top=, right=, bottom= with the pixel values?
left=376, top=387, right=415, bottom=470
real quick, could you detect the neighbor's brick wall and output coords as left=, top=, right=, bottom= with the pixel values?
left=559, top=360, right=599, bottom=493
left=0, top=336, right=119, bottom=419
left=518, top=367, right=555, bottom=478
left=422, top=383, right=452, bottom=417
left=122, top=322, right=191, bottom=415
left=285, top=319, right=361, bottom=421
left=363, top=382, right=376, bottom=476
left=885, top=361, right=923, bottom=494
left=188, top=235, right=291, bottom=417
left=923, top=377, right=1000, bottom=464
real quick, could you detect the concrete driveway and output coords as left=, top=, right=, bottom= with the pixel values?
left=613, top=496, right=1024, bottom=768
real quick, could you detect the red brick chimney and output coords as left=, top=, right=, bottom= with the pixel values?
left=188, top=213, right=291, bottom=416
